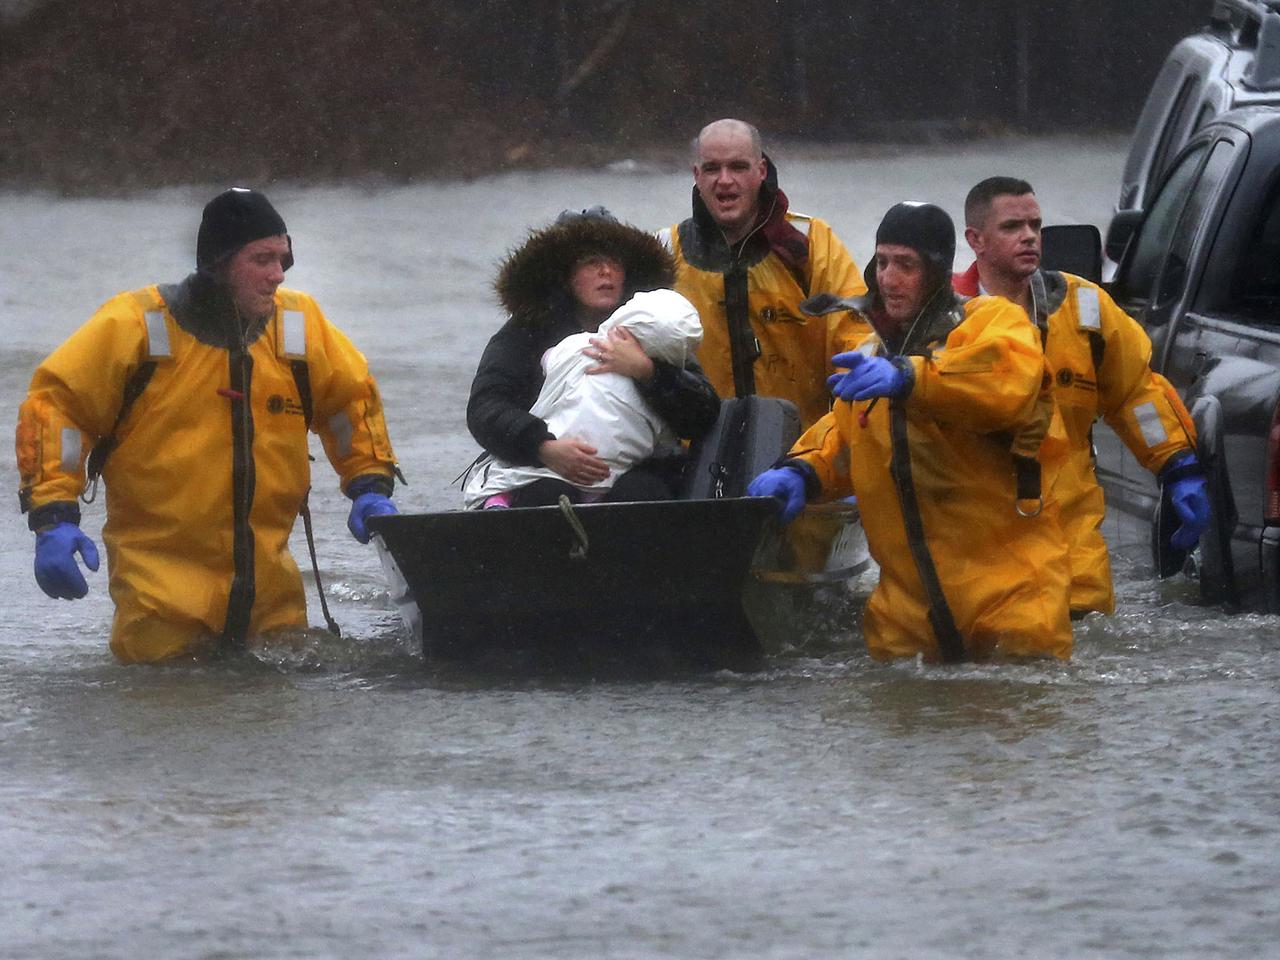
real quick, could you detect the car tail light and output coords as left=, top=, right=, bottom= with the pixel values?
left=1268, top=404, right=1280, bottom=524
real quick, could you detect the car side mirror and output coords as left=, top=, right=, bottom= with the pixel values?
left=1041, top=224, right=1103, bottom=283
left=1104, top=209, right=1144, bottom=266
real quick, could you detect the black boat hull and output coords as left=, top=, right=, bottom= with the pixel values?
left=369, top=497, right=780, bottom=673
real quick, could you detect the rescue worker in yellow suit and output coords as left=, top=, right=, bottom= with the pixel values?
left=954, top=176, right=1210, bottom=616
left=661, top=118, right=868, bottom=431
left=748, top=202, right=1074, bottom=661
left=16, top=188, right=400, bottom=663
left=662, top=118, right=869, bottom=573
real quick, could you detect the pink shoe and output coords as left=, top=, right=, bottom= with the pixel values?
left=483, top=492, right=513, bottom=509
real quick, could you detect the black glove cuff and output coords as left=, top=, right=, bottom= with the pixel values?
left=889, top=356, right=916, bottom=397
left=27, top=500, right=81, bottom=532
left=1158, top=451, right=1203, bottom=485
left=778, top=459, right=823, bottom=501
left=345, top=474, right=395, bottom=501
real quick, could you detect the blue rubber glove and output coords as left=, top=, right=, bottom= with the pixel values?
left=1166, top=461, right=1210, bottom=552
left=34, top=522, right=100, bottom=600
left=747, top=467, right=809, bottom=524
left=827, top=351, right=911, bottom=402
left=348, top=493, right=398, bottom=544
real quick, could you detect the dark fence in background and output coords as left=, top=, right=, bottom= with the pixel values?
left=0, top=0, right=1211, bottom=188
left=539, top=0, right=1208, bottom=138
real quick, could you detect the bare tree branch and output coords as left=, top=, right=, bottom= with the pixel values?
left=556, top=0, right=634, bottom=102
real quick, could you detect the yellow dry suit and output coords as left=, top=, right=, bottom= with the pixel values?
left=1031, top=270, right=1197, bottom=614
left=663, top=176, right=869, bottom=431
left=17, top=283, right=397, bottom=662
left=788, top=295, right=1074, bottom=662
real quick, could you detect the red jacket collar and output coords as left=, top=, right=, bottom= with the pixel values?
left=952, top=260, right=981, bottom=297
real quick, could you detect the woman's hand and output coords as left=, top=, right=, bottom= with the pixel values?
left=584, top=327, right=655, bottom=382
left=538, top=438, right=611, bottom=486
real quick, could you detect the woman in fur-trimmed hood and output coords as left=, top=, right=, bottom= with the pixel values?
left=466, top=207, right=720, bottom=505
left=495, top=206, right=675, bottom=328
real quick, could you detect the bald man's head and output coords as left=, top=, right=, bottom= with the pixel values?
left=691, top=119, right=768, bottom=242
left=691, top=118, right=763, bottom=163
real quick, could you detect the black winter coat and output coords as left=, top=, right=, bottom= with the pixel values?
left=466, top=213, right=721, bottom=466
left=467, top=310, right=721, bottom=465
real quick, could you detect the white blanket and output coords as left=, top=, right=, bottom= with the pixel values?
left=464, top=289, right=703, bottom=508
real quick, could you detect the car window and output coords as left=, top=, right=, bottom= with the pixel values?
left=1121, top=58, right=1190, bottom=209
left=1152, top=140, right=1237, bottom=308
left=1120, top=141, right=1210, bottom=301
left=1146, top=77, right=1200, bottom=205
left=1226, top=178, right=1280, bottom=323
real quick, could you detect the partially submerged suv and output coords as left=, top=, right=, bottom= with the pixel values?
left=1091, top=106, right=1280, bottom=610
left=1118, top=0, right=1280, bottom=215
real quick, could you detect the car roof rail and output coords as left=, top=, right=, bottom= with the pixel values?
left=1248, top=5, right=1280, bottom=89
left=1207, top=0, right=1280, bottom=91
left=1209, top=0, right=1280, bottom=38
left=1210, top=0, right=1280, bottom=20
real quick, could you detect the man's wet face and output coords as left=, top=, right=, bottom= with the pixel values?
left=224, top=235, right=289, bottom=321
left=875, top=244, right=928, bottom=325
left=969, top=192, right=1042, bottom=281
left=693, top=127, right=767, bottom=241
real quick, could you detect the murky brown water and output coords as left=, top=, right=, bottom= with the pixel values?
left=3, top=138, right=1278, bottom=959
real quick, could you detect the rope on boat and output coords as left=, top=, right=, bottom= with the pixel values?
left=557, top=494, right=589, bottom=561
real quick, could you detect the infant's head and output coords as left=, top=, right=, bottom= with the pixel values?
left=597, top=290, right=703, bottom=367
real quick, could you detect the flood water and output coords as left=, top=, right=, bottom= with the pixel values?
left=2, top=137, right=1278, bottom=959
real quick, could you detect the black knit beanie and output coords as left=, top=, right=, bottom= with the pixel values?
left=875, top=202, right=956, bottom=276
left=196, top=188, right=293, bottom=270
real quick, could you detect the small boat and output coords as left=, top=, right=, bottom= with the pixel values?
left=369, top=398, right=870, bottom=674
left=372, top=496, right=781, bottom=673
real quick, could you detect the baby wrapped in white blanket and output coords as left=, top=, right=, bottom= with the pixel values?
left=464, top=289, right=703, bottom=508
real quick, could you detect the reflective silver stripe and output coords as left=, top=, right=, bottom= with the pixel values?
left=328, top=411, right=354, bottom=458
left=60, top=428, right=82, bottom=473
left=282, top=310, right=306, bottom=358
left=1133, top=402, right=1168, bottom=447
left=1075, top=286, right=1101, bottom=331
left=144, top=310, right=171, bottom=357
left=656, top=227, right=674, bottom=254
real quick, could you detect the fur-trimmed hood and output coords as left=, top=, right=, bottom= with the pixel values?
left=495, top=215, right=676, bottom=329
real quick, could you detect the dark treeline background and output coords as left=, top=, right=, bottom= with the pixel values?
left=0, top=0, right=1207, bottom=191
